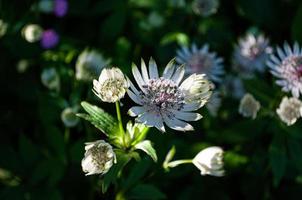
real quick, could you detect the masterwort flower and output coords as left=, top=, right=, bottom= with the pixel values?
left=192, top=0, right=219, bottom=17
left=238, top=93, right=261, bottom=119
left=21, top=24, right=43, bottom=43
left=81, top=140, right=116, bottom=176
left=176, top=43, right=224, bottom=83
left=127, top=58, right=212, bottom=132
left=192, top=146, right=224, bottom=177
left=61, top=107, right=79, bottom=127
left=76, top=49, right=110, bottom=81
left=93, top=67, right=129, bottom=103
left=233, top=34, right=272, bottom=78
left=54, top=0, right=68, bottom=17
left=41, top=67, right=60, bottom=91
left=276, top=96, right=302, bottom=126
left=267, top=43, right=302, bottom=98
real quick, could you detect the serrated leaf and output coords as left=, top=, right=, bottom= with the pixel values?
left=128, top=184, right=166, bottom=200
left=134, top=140, right=157, bottom=162
left=78, top=101, right=119, bottom=136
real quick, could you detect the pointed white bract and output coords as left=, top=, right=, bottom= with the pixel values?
left=76, top=49, right=111, bottom=81
left=267, top=42, right=302, bottom=98
left=192, top=0, right=219, bottom=17
left=233, top=34, right=272, bottom=78
left=192, top=146, right=224, bottom=177
left=276, top=96, right=302, bottom=126
left=93, top=67, right=129, bottom=103
left=127, top=58, right=212, bottom=132
left=238, top=93, right=261, bottom=119
left=176, top=43, right=224, bottom=83
left=81, top=140, right=116, bottom=176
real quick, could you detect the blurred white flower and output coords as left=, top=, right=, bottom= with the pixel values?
left=192, top=0, right=219, bottom=17
left=93, top=67, right=129, bottom=103
left=192, top=146, right=224, bottom=176
left=233, top=34, right=272, bottom=78
left=127, top=58, right=212, bottom=132
left=41, top=68, right=60, bottom=91
left=16, top=60, right=30, bottom=73
left=206, top=90, right=221, bottom=117
left=222, top=75, right=245, bottom=99
left=0, top=19, right=8, bottom=38
left=238, top=93, right=260, bottom=119
left=38, top=0, right=54, bottom=13
left=276, top=96, right=302, bottom=126
left=176, top=43, right=224, bottom=83
left=81, top=140, right=116, bottom=176
left=76, top=49, right=111, bottom=81
left=22, top=24, right=43, bottom=43
left=61, top=107, right=79, bottom=127
left=267, top=42, right=302, bottom=98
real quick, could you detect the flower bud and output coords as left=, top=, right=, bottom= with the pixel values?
left=41, top=68, right=60, bottom=91
left=81, top=140, right=116, bottom=176
left=93, top=68, right=129, bottom=103
left=22, top=24, right=43, bottom=43
left=61, top=107, right=79, bottom=127
left=192, top=146, right=224, bottom=177
left=238, top=93, right=260, bottom=119
left=277, top=96, right=302, bottom=126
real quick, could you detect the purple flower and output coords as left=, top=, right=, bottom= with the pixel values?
left=267, top=43, right=302, bottom=98
left=40, top=29, right=59, bottom=49
left=54, top=0, right=68, bottom=17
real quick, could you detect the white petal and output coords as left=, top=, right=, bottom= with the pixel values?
left=163, top=58, right=176, bottom=79
left=141, top=58, right=149, bottom=83
left=127, top=90, right=143, bottom=105
left=163, top=115, right=194, bottom=131
left=149, top=57, right=159, bottom=79
left=182, top=102, right=204, bottom=111
left=172, top=110, right=203, bottom=121
left=171, top=65, right=185, bottom=85
left=128, top=106, right=145, bottom=117
left=132, top=63, right=146, bottom=92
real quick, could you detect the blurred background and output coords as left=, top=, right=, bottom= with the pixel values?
left=1, top=0, right=302, bottom=199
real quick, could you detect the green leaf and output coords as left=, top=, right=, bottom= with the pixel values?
left=269, top=133, right=287, bottom=187
left=134, top=140, right=157, bottom=162
left=78, top=101, right=119, bottom=136
left=128, top=184, right=166, bottom=200
left=102, top=150, right=132, bottom=193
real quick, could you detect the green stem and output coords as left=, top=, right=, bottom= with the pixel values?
left=115, top=101, right=125, bottom=134
left=166, top=159, right=193, bottom=168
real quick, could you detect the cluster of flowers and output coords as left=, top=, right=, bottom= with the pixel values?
left=80, top=58, right=225, bottom=177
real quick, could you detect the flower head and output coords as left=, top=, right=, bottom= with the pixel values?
left=54, top=0, right=68, bottom=17
left=276, top=96, right=302, bottom=126
left=233, top=34, right=272, bottom=78
left=93, top=68, right=129, bottom=103
left=61, top=107, right=79, bottom=127
left=238, top=93, right=260, bottom=119
left=0, top=19, right=8, bottom=38
left=38, top=0, right=54, bottom=13
left=40, top=29, right=59, bottom=49
left=267, top=43, right=302, bottom=98
left=76, top=49, right=110, bottom=81
left=176, top=44, right=224, bottom=83
left=127, top=58, right=212, bottom=132
left=192, top=0, right=219, bottom=17
left=192, top=146, right=224, bottom=176
left=22, top=24, right=43, bottom=43
left=81, top=140, right=116, bottom=176
left=41, top=68, right=60, bottom=91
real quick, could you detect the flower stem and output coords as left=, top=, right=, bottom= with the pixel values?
left=166, top=159, right=193, bottom=168
left=115, top=101, right=125, bottom=134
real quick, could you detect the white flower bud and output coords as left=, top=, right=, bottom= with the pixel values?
left=22, top=24, right=43, bottom=43
left=81, top=140, right=116, bottom=176
left=238, top=93, right=260, bottom=119
left=61, top=107, right=79, bottom=128
left=93, top=67, right=129, bottom=103
left=277, top=96, right=302, bottom=126
left=192, top=146, right=224, bottom=177
left=0, top=19, right=8, bottom=38
left=41, top=68, right=60, bottom=91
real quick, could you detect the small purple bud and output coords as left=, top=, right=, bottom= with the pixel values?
left=54, top=0, right=68, bottom=17
left=40, top=29, right=59, bottom=49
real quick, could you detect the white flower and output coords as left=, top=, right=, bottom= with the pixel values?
left=127, top=58, right=212, bottom=132
left=192, top=0, right=219, bottom=17
left=16, top=60, right=30, bottom=73
left=81, top=140, right=116, bottom=176
left=61, top=107, right=79, bottom=127
left=93, top=67, right=129, bottom=103
left=176, top=43, right=224, bottom=83
left=267, top=42, right=302, bottom=98
left=41, top=68, right=60, bottom=91
left=22, top=24, right=43, bottom=43
left=276, top=96, right=302, bottom=126
left=233, top=34, right=272, bottom=78
left=238, top=93, right=260, bottom=119
left=76, top=49, right=111, bottom=81
left=192, top=146, right=224, bottom=177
